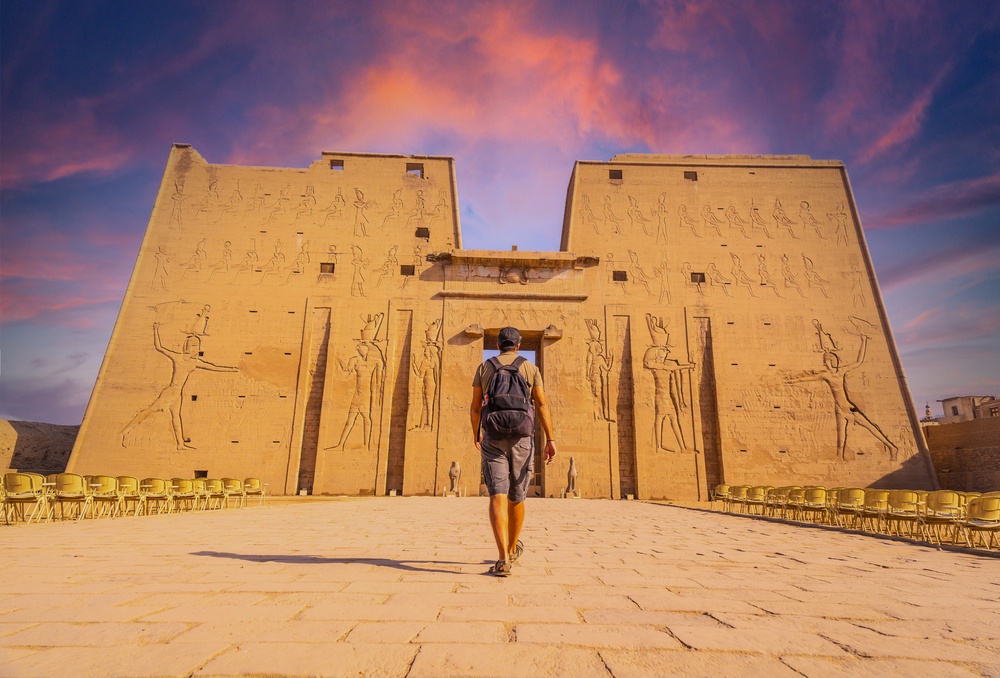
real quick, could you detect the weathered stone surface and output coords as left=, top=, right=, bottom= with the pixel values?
left=66, top=148, right=936, bottom=500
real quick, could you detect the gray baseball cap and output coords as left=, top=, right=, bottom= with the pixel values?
left=498, top=326, right=521, bottom=350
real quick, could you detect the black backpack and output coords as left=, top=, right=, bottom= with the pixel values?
left=482, top=356, right=535, bottom=439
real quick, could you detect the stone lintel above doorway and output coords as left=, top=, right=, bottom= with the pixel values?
left=443, top=250, right=599, bottom=270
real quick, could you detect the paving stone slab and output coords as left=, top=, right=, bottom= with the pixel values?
left=0, top=621, right=189, bottom=647
left=599, top=649, right=803, bottom=677
left=0, top=642, right=230, bottom=678
left=780, top=655, right=984, bottom=678
left=195, top=642, right=417, bottom=677
left=407, top=643, right=610, bottom=677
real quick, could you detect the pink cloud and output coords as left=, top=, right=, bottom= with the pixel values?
left=857, top=70, right=946, bottom=164
left=869, top=173, right=1000, bottom=228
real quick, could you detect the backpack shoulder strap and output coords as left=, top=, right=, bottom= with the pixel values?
left=511, top=356, right=528, bottom=369
left=488, top=356, right=503, bottom=371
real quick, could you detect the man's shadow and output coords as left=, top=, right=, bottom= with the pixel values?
left=191, top=551, right=493, bottom=574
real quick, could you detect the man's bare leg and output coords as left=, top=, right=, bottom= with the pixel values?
left=489, top=494, right=510, bottom=562
left=507, top=500, right=524, bottom=559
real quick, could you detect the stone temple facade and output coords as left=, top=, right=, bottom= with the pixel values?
left=67, top=146, right=938, bottom=499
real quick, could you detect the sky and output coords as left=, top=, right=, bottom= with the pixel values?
left=1, top=0, right=999, bottom=425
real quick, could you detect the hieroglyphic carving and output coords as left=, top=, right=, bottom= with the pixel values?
left=706, top=262, right=731, bottom=296
left=233, top=239, right=259, bottom=283
left=350, top=245, right=369, bottom=297
left=448, top=461, right=461, bottom=492
left=829, top=202, right=850, bottom=246
left=730, top=253, right=757, bottom=297
left=381, top=189, right=403, bottom=229
left=353, top=188, right=375, bottom=236
left=180, top=239, right=207, bottom=280
left=787, top=317, right=897, bottom=460
left=653, top=258, right=671, bottom=304
left=195, top=180, right=219, bottom=222
left=628, top=196, right=652, bottom=237
left=152, top=246, right=170, bottom=291
left=410, top=319, right=441, bottom=430
left=259, top=241, right=285, bottom=284
left=679, top=204, right=698, bottom=237
left=169, top=181, right=184, bottom=228
left=206, top=240, right=233, bottom=281
left=291, top=241, right=311, bottom=275
left=121, top=322, right=237, bottom=450
left=643, top=314, right=694, bottom=452
left=603, top=196, right=623, bottom=235
left=216, top=181, right=243, bottom=222
left=654, top=193, right=668, bottom=244
left=749, top=200, right=774, bottom=238
left=682, top=262, right=704, bottom=295
left=266, top=185, right=291, bottom=224
left=843, top=260, right=866, bottom=308
left=426, top=192, right=450, bottom=227
left=701, top=205, right=724, bottom=237
left=780, top=254, right=805, bottom=297
left=329, top=314, right=386, bottom=450
left=801, top=254, right=830, bottom=298
left=579, top=194, right=601, bottom=235
left=773, top=198, right=798, bottom=238
left=585, top=319, right=615, bottom=422
left=293, top=186, right=316, bottom=223
left=320, top=187, right=346, bottom=226
left=405, top=190, right=425, bottom=226
left=799, top=201, right=826, bottom=239
left=628, top=251, right=653, bottom=295
left=375, top=246, right=400, bottom=287
left=725, top=205, right=751, bottom=238
left=755, top=253, right=781, bottom=297
left=242, top=183, right=265, bottom=223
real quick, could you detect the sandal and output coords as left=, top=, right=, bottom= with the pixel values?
left=492, top=559, right=512, bottom=577
left=510, top=540, right=524, bottom=564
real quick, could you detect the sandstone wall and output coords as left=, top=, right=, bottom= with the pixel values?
left=67, top=149, right=935, bottom=498
left=1, top=420, right=78, bottom=475
left=924, top=418, right=1000, bottom=492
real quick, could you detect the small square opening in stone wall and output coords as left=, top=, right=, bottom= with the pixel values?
left=194, top=470, right=208, bottom=478
left=415, top=227, right=430, bottom=239
left=609, top=169, right=623, bottom=182
left=406, top=163, right=424, bottom=178
left=400, top=264, right=416, bottom=276
left=329, top=159, right=344, bottom=170
left=690, top=272, right=706, bottom=283
left=684, top=171, right=698, bottom=181
left=612, top=270, right=628, bottom=281
left=320, top=262, right=335, bottom=274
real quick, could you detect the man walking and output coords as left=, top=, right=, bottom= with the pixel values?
left=471, top=327, right=557, bottom=576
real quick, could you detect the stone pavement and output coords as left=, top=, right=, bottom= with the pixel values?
left=1, top=497, right=998, bottom=677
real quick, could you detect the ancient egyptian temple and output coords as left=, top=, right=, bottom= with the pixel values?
left=67, top=146, right=938, bottom=499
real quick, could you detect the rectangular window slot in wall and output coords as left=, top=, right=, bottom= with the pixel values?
left=406, top=163, right=424, bottom=178
left=400, top=264, right=416, bottom=276
left=763, top=322, right=771, bottom=326
left=735, top=404, right=743, bottom=408
left=739, top=449, right=748, bottom=453
left=691, top=272, right=706, bottom=283
left=612, top=270, right=628, bottom=281
left=249, top=310, right=258, bottom=313
left=768, top=363, right=776, bottom=367
left=238, top=395, right=246, bottom=398
left=279, top=395, right=287, bottom=399
left=194, top=470, right=208, bottom=478
left=773, top=406, right=781, bottom=409
left=415, top=227, right=430, bottom=239
left=609, top=169, right=623, bottom=182
left=259, top=230, right=267, bottom=234
left=684, top=171, right=698, bottom=181
left=284, top=352, right=292, bottom=356
left=244, top=352, right=252, bottom=356
left=190, top=395, right=198, bottom=401
left=288, top=310, right=296, bottom=314
left=272, top=440, right=281, bottom=444
left=254, top=268, right=263, bottom=272
left=721, top=243, right=728, bottom=247
left=756, top=244, right=763, bottom=248
left=329, top=159, right=344, bottom=170
left=727, top=321, right=734, bottom=325
left=198, top=351, right=204, bottom=357
left=731, top=363, right=739, bottom=366
left=779, top=449, right=787, bottom=454
left=320, top=262, right=335, bottom=274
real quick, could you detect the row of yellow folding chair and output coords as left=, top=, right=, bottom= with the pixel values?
left=3, top=473, right=266, bottom=524
left=715, top=482, right=1000, bottom=550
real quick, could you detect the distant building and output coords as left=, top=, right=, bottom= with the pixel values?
left=937, top=395, right=1000, bottom=424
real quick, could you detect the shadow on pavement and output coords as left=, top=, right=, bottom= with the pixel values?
left=190, top=550, right=487, bottom=574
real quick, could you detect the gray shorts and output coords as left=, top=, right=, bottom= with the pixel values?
left=481, top=436, right=534, bottom=503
